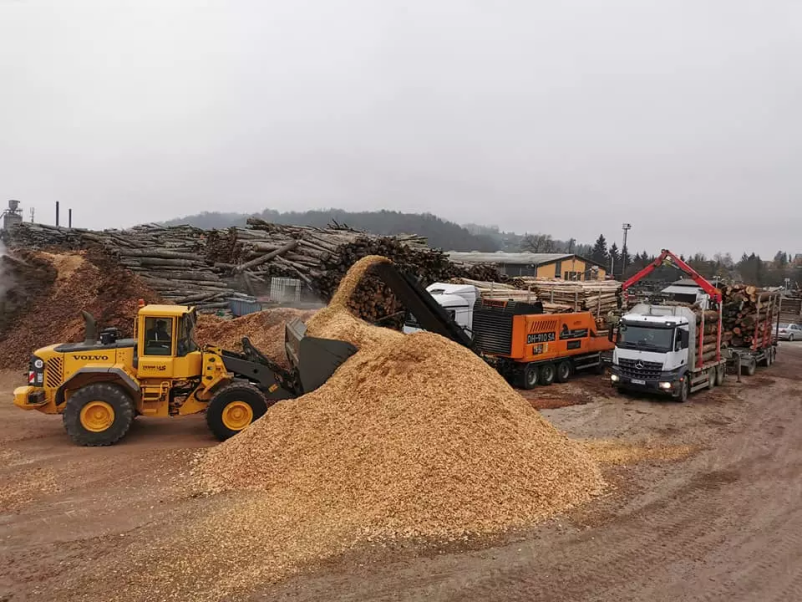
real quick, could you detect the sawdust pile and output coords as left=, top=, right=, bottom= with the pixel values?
left=196, top=307, right=317, bottom=369
left=0, top=249, right=161, bottom=369
left=584, top=439, right=698, bottom=465
left=134, top=255, right=604, bottom=598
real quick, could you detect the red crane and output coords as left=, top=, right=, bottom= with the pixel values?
left=621, top=249, right=722, bottom=366
left=622, top=249, right=722, bottom=303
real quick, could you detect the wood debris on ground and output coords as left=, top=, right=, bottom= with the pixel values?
left=102, top=256, right=604, bottom=601
left=582, top=439, right=698, bottom=465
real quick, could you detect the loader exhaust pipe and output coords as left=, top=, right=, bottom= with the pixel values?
left=82, top=311, right=97, bottom=344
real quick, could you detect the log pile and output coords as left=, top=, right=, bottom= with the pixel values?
left=721, top=284, right=781, bottom=349
left=449, top=278, right=573, bottom=313
left=7, top=221, right=505, bottom=321
left=514, top=278, right=622, bottom=329
left=694, top=309, right=722, bottom=363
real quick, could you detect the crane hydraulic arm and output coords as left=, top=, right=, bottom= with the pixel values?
left=622, top=249, right=722, bottom=303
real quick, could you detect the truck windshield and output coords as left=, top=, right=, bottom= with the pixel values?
left=618, top=324, right=674, bottom=352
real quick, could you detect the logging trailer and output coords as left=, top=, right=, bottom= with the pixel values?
left=610, top=249, right=779, bottom=401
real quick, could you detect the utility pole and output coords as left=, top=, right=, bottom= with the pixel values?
left=622, top=223, right=632, bottom=274
left=29, top=207, right=35, bottom=223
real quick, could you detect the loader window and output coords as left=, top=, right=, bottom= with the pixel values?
left=144, top=317, right=173, bottom=356
left=176, top=315, right=199, bottom=357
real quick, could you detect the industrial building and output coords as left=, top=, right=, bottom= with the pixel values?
left=447, top=252, right=608, bottom=280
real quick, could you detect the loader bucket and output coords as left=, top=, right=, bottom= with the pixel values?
left=285, top=318, right=358, bottom=394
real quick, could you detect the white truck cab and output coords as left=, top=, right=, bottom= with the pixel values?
left=403, top=283, right=479, bottom=336
left=610, top=303, right=722, bottom=400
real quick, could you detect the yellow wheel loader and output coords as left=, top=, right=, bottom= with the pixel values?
left=13, top=302, right=356, bottom=446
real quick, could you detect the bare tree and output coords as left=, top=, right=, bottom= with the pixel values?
left=520, top=233, right=556, bottom=253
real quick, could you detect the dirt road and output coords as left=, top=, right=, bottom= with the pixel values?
left=2, top=344, right=802, bottom=601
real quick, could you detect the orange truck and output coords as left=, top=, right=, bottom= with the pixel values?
left=471, top=299, right=614, bottom=389
left=401, top=279, right=614, bottom=389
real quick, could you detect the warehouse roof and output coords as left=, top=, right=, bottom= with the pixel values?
left=447, top=251, right=606, bottom=269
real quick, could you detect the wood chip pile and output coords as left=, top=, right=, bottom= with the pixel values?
left=0, top=250, right=161, bottom=369
left=9, top=221, right=503, bottom=320
left=195, top=307, right=317, bottom=370
left=721, top=284, right=781, bottom=349
left=174, top=256, right=605, bottom=597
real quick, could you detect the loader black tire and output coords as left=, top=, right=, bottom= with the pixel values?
left=556, top=360, right=572, bottom=383
left=63, top=383, right=135, bottom=447
left=206, top=382, right=268, bottom=441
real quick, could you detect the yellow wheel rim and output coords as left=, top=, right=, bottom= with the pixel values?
left=80, top=401, right=115, bottom=432
left=221, top=401, right=254, bottom=431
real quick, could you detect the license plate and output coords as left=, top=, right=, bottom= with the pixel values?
left=631, top=379, right=646, bottom=385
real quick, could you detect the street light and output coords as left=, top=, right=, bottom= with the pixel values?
left=622, top=223, right=632, bottom=273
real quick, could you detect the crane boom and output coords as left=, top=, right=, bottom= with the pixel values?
left=622, top=249, right=722, bottom=303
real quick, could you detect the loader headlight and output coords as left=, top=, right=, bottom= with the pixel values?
left=610, top=374, right=620, bottom=383
left=659, top=381, right=673, bottom=390
left=34, top=359, right=44, bottom=369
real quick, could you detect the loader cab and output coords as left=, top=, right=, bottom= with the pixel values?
left=135, top=304, right=202, bottom=379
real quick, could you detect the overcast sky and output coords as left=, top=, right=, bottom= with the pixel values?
left=1, top=1, right=800, bottom=256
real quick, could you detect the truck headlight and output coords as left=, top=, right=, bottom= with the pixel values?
left=611, top=374, right=620, bottom=383
left=659, top=381, right=673, bottom=390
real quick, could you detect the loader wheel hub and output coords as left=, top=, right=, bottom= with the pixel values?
left=80, top=401, right=115, bottom=432
left=222, top=401, right=254, bottom=431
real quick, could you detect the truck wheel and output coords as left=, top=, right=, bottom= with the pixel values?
left=715, top=364, right=726, bottom=386
left=742, top=360, right=756, bottom=377
left=708, top=370, right=716, bottom=389
left=63, top=383, right=136, bottom=446
left=539, top=363, right=556, bottom=386
left=556, top=360, right=572, bottom=383
left=521, top=364, right=540, bottom=390
left=675, top=379, right=689, bottom=403
left=206, top=383, right=268, bottom=441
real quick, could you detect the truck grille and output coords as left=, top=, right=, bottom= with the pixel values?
left=618, top=358, right=662, bottom=380
left=45, top=357, right=64, bottom=388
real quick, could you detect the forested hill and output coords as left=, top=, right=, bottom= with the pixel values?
left=163, top=209, right=500, bottom=252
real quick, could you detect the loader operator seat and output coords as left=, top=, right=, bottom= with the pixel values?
left=146, top=320, right=172, bottom=355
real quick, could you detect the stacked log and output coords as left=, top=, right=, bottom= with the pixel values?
left=694, top=309, right=722, bottom=363
left=7, top=221, right=505, bottom=322
left=448, top=278, right=572, bottom=313
left=513, top=278, right=622, bottom=329
left=721, top=284, right=780, bottom=349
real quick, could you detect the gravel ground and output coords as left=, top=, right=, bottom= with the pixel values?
left=2, top=341, right=802, bottom=601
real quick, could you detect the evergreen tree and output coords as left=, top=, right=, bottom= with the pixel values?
left=619, top=245, right=632, bottom=278
left=608, top=242, right=620, bottom=275
left=590, top=234, right=608, bottom=266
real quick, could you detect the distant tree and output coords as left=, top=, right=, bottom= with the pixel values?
left=590, top=234, right=609, bottom=266
left=774, top=251, right=789, bottom=266
left=520, top=233, right=557, bottom=253
left=608, top=242, right=620, bottom=275
left=620, top=246, right=632, bottom=278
